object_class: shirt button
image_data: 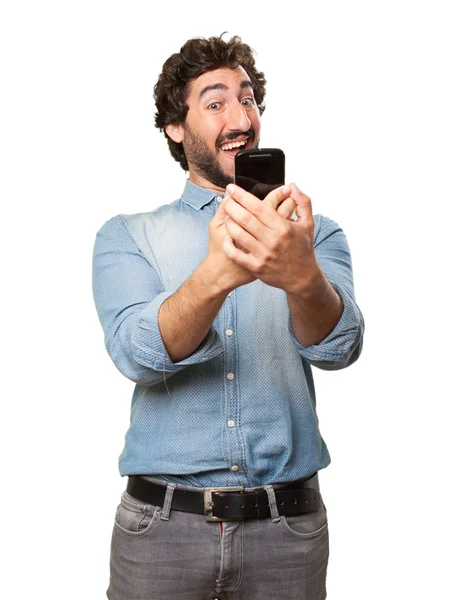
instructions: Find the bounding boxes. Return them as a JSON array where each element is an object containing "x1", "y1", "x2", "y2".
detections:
[
  {"x1": 231, "y1": 465, "x2": 239, "y2": 472},
  {"x1": 227, "y1": 373, "x2": 235, "y2": 380},
  {"x1": 227, "y1": 419, "x2": 235, "y2": 428},
  {"x1": 226, "y1": 329, "x2": 233, "y2": 336},
  {"x1": 217, "y1": 197, "x2": 222, "y2": 203}
]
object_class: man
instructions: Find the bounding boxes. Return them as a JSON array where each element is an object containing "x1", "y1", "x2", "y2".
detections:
[{"x1": 93, "y1": 33, "x2": 364, "y2": 600}]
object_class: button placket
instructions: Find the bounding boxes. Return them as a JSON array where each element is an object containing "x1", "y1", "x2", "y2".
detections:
[{"x1": 221, "y1": 282, "x2": 245, "y2": 483}]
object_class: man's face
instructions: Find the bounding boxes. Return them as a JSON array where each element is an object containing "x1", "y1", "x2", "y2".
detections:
[{"x1": 174, "y1": 66, "x2": 261, "y2": 191}]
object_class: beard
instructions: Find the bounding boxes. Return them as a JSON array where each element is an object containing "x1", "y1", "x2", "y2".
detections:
[{"x1": 182, "y1": 122, "x2": 257, "y2": 189}]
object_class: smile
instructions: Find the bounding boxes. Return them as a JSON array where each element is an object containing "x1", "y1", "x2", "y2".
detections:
[{"x1": 221, "y1": 139, "x2": 248, "y2": 151}]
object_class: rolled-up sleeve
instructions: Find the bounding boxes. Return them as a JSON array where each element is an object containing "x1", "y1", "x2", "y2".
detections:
[
  {"x1": 288, "y1": 215, "x2": 365, "y2": 370},
  {"x1": 92, "y1": 215, "x2": 223, "y2": 385}
]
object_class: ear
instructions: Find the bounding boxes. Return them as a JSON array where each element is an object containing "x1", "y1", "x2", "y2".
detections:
[{"x1": 165, "y1": 123, "x2": 184, "y2": 144}]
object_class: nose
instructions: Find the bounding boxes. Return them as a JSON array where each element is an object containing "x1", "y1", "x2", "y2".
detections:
[{"x1": 227, "y1": 99, "x2": 251, "y2": 132}]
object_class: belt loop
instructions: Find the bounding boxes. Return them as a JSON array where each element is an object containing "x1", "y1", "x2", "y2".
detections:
[
  {"x1": 160, "y1": 483, "x2": 176, "y2": 521},
  {"x1": 263, "y1": 485, "x2": 281, "y2": 523}
]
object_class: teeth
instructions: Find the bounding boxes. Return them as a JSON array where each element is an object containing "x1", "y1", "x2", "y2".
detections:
[{"x1": 221, "y1": 139, "x2": 247, "y2": 151}]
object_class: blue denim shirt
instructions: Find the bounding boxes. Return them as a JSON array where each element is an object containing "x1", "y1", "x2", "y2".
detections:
[{"x1": 92, "y1": 179, "x2": 364, "y2": 487}]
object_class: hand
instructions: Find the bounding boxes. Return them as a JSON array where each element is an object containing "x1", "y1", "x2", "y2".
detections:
[
  {"x1": 206, "y1": 194, "x2": 257, "y2": 292},
  {"x1": 229, "y1": 184, "x2": 297, "y2": 253},
  {"x1": 206, "y1": 185, "x2": 295, "y2": 292},
  {"x1": 222, "y1": 183, "x2": 319, "y2": 294}
]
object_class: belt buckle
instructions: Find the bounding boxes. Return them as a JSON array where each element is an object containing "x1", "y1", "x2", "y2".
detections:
[{"x1": 204, "y1": 486, "x2": 244, "y2": 522}]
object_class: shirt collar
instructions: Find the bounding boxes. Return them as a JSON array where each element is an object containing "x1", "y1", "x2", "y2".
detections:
[{"x1": 180, "y1": 179, "x2": 225, "y2": 211}]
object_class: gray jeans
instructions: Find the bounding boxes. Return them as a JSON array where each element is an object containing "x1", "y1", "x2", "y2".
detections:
[{"x1": 107, "y1": 474, "x2": 328, "y2": 599}]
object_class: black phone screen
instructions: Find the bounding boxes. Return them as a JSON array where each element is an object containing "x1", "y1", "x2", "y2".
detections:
[{"x1": 234, "y1": 148, "x2": 285, "y2": 200}]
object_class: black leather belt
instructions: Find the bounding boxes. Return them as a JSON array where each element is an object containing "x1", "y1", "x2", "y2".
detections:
[{"x1": 127, "y1": 473, "x2": 321, "y2": 521}]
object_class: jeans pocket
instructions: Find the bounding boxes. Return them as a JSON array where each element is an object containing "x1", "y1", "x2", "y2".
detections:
[
  {"x1": 114, "y1": 491, "x2": 161, "y2": 537},
  {"x1": 281, "y1": 498, "x2": 328, "y2": 539}
]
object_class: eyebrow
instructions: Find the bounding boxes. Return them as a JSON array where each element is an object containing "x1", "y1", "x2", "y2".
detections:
[{"x1": 198, "y1": 80, "x2": 254, "y2": 100}]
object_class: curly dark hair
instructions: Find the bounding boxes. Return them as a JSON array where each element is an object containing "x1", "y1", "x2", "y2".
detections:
[{"x1": 153, "y1": 33, "x2": 267, "y2": 171}]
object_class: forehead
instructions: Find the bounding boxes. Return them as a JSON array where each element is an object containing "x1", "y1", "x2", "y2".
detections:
[{"x1": 187, "y1": 66, "x2": 252, "y2": 103}]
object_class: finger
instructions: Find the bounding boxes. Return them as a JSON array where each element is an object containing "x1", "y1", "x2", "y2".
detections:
[
  {"x1": 288, "y1": 183, "x2": 314, "y2": 224},
  {"x1": 225, "y1": 216, "x2": 250, "y2": 253},
  {"x1": 223, "y1": 192, "x2": 266, "y2": 240},
  {"x1": 225, "y1": 216, "x2": 264, "y2": 256},
  {"x1": 276, "y1": 197, "x2": 296, "y2": 220},
  {"x1": 263, "y1": 184, "x2": 292, "y2": 210},
  {"x1": 225, "y1": 183, "x2": 289, "y2": 232},
  {"x1": 222, "y1": 234, "x2": 259, "y2": 272}
]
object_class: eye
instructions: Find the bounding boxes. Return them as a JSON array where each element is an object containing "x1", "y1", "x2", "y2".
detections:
[
  {"x1": 241, "y1": 98, "x2": 255, "y2": 107},
  {"x1": 207, "y1": 102, "x2": 221, "y2": 110}
]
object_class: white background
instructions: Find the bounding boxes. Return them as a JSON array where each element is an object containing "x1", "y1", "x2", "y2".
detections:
[{"x1": 1, "y1": 1, "x2": 449, "y2": 598}]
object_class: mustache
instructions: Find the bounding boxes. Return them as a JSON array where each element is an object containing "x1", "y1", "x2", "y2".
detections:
[{"x1": 217, "y1": 129, "x2": 255, "y2": 146}]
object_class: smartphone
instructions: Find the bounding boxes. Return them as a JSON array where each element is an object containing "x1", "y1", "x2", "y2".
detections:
[{"x1": 234, "y1": 148, "x2": 285, "y2": 200}]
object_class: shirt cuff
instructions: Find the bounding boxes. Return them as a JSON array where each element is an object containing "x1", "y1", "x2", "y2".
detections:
[
  {"x1": 288, "y1": 282, "x2": 363, "y2": 365},
  {"x1": 131, "y1": 291, "x2": 224, "y2": 372}
]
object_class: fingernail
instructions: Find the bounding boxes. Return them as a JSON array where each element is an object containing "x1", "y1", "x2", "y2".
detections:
[{"x1": 226, "y1": 184, "x2": 235, "y2": 194}]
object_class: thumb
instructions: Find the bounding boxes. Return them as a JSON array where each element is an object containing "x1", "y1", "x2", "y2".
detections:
[
  {"x1": 213, "y1": 195, "x2": 229, "y2": 224},
  {"x1": 263, "y1": 184, "x2": 291, "y2": 210},
  {"x1": 289, "y1": 184, "x2": 313, "y2": 223}
]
